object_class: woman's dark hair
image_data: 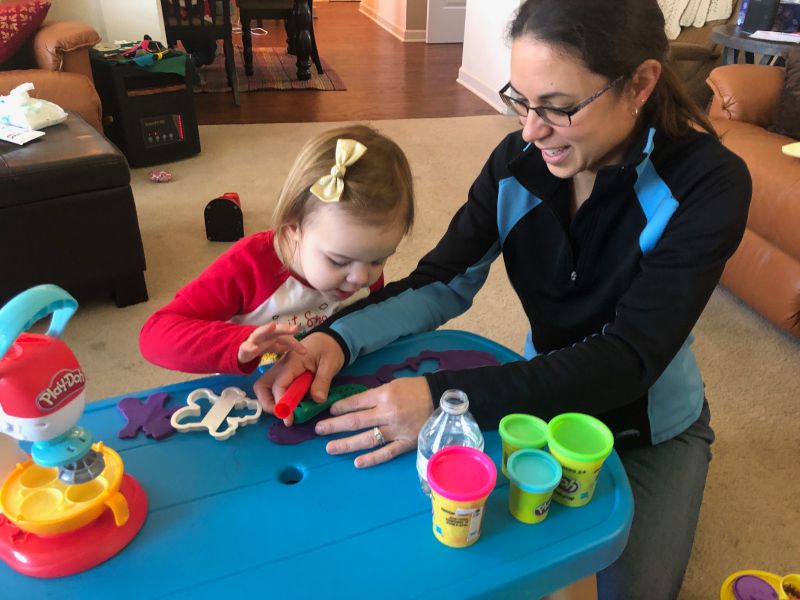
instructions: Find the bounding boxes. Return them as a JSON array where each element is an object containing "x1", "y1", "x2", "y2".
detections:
[{"x1": 508, "y1": 0, "x2": 716, "y2": 138}]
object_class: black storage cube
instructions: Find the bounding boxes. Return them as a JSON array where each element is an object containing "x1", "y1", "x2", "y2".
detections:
[{"x1": 91, "y1": 52, "x2": 201, "y2": 167}]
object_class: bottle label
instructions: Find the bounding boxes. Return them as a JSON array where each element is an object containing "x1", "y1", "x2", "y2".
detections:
[{"x1": 416, "y1": 452, "x2": 429, "y2": 481}]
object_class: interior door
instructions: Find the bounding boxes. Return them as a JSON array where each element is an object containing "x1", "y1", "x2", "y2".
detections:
[{"x1": 426, "y1": 0, "x2": 466, "y2": 43}]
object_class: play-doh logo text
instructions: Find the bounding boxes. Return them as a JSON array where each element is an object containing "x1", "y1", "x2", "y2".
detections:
[{"x1": 36, "y1": 369, "x2": 85, "y2": 411}]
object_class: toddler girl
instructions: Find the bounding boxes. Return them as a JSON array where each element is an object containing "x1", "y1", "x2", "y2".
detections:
[{"x1": 139, "y1": 125, "x2": 415, "y2": 375}]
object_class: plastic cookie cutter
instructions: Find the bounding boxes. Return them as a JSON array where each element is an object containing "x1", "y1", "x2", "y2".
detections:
[
  {"x1": 720, "y1": 570, "x2": 800, "y2": 600},
  {"x1": 170, "y1": 387, "x2": 262, "y2": 441}
]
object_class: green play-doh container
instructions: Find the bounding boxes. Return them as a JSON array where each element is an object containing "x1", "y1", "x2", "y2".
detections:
[
  {"x1": 546, "y1": 413, "x2": 614, "y2": 508},
  {"x1": 498, "y1": 413, "x2": 548, "y2": 478},
  {"x1": 506, "y1": 449, "x2": 562, "y2": 524}
]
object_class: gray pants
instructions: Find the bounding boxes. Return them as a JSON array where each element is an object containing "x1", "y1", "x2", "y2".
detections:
[{"x1": 596, "y1": 401, "x2": 714, "y2": 600}]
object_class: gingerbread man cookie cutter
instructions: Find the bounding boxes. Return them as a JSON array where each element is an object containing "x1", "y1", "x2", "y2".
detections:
[{"x1": 170, "y1": 387, "x2": 262, "y2": 441}]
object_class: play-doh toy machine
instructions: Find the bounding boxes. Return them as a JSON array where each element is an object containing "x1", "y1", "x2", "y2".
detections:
[{"x1": 0, "y1": 285, "x2": 147, "y2": 578}]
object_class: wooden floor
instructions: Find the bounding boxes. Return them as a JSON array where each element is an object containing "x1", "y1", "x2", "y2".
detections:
[{"x1": 194, "y1": 2, "x2": 497, "y2": 125}]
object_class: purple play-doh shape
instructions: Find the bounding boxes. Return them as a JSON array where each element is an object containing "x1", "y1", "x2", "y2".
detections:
[
  {"x1": 335, "y1": 349, "x2": 500, "y2": 388},
  {"x1": 268, "y1": 410, "x2": 330, "y2": 445},
  {"x1": 118, "y1": 392, "x2": 179, "y2": 440},
  {"x1": 732, "y1": 575, "x2": 779, "y2": 600}
]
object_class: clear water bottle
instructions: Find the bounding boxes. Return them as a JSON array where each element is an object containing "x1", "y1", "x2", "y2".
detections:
[{"x1": 417, "y1": 389, "x2": 484, "y2": 496}]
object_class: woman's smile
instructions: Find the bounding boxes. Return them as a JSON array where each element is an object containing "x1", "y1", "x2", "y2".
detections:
[{"x1": 539, "y1": 145, "x2": 571, "y2": 165}]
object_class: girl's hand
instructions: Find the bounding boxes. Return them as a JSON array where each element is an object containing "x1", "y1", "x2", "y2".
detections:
[
  {"x1": 313, "y1": 377, "x2": 434, "y2": 468},
  {"x1": 253, "y1": 332, "x2": 345, "y2": 426},
  {"x1": 237, "y1": 322, "x2": 305, "y2": 365}
]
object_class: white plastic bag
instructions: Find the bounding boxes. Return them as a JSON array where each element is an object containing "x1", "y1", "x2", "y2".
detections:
[{"x1": 0, "y1": 83, "x2": 68, "y2": 131}]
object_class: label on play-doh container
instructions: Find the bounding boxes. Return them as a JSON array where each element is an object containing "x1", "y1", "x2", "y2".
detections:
[
  {"x1": 427, "y1": 446, "x2": 497, "y2": 548},
  {"x1": 499, "y1": 413, "x2": 548, "y2": 478},
  {"x1": 546, "y1": 413, "x2": 613, "y2": 508}
]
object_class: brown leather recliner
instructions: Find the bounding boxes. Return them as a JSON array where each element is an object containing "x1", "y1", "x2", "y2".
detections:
[
  {"x1": 706, "y1": 64, "x2": 800, "y2": 337},
  {"x1": 0, "y1": 10, "x2": 102, "y2": 131}
]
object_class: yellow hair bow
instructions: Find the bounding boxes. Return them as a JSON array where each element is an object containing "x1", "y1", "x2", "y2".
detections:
[{"x1": 309, "y1": 138, "x2": 368, "y2": 202}]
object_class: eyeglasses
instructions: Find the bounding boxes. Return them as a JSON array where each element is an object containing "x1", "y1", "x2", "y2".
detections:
[{"x1": 498, "y1": 75, "x2": 625, "y2": 127}]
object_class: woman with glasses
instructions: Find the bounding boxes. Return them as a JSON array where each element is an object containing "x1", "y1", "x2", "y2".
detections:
[{"x1": 255, "y1": 0, "x2": 750, "y2": 597}]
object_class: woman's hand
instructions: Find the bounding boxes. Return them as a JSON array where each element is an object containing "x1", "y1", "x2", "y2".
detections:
[
  {"x1": 252, "y1": 332, "x2": 345, "y2": 426},
  {"x1": 314, "y1": 377, "x2": 434, "y2": 469},
  {"x1": 237, "y1": 322, "x2": 305, "y2": 365}
]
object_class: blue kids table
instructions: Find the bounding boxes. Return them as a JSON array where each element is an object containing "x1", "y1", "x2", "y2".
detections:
[{"x1": 0, "y1": 330, "x2": 633, "y2": 599}]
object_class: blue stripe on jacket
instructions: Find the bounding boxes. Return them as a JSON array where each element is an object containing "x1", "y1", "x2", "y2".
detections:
[{"x1": 330, "y1": 244, "x2": 500, "y2": 364}]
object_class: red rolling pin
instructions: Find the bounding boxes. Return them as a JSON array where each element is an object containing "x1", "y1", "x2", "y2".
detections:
[{"x1": 273, "y1": 370, "x2": 313, "y2": 420}]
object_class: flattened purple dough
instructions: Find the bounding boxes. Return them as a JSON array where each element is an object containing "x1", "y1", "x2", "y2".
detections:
[{"x1": 268, "y1": 410, "x2": 331, "y2": 445}]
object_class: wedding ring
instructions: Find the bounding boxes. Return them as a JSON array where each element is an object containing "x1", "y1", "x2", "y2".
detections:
[{"x1": 372, "y1": 426, "x2": 386, "y2": 447}]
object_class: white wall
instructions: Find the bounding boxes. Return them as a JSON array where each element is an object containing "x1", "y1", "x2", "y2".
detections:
[
  {"x1": 49, "y1": 0, "x2": 166, "y2": 44},
  {"x1": 360, "y1": 0, "x2": 426, "y2": 42},
  {"x1": 457, "y1": 0, "x2": 521, "y2": 113}
]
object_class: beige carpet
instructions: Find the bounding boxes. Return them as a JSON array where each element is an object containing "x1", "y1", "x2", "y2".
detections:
[{"x1": 62, "y1": 116, "x2": 798, "y2": 599}]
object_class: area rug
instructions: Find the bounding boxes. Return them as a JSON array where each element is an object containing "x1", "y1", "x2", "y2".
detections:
[{"x1": 195, "y1": 45, "x2": 346, "y2": 93}]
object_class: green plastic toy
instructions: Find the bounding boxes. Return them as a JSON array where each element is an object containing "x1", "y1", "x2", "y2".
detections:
[{"x1": 292, "y1": 384, "x2": 368, "y2": 424}]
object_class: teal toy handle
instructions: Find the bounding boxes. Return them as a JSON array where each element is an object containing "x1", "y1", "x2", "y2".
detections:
[{"x1": 0, "y1": 284, "x2": 78, "y2": 359}]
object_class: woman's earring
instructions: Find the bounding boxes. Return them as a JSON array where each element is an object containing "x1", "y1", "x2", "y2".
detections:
[{"x1": 631, "y1": 105, "x2": 640, "y2": 117}]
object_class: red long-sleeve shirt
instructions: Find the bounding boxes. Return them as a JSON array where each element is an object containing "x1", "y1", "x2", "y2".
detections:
[{"x1": 139, "y1": 231, "x2": 382, "y2": 375}]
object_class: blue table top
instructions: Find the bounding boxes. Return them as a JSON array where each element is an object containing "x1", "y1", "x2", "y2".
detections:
[{"x1": 1, "y1": 330, "x2": 633, "y2": 599}]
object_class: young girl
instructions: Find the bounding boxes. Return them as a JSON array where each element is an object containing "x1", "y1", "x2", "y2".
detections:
[{"x1": 139, "y1": 124, "x2": 415, "y2": 376}]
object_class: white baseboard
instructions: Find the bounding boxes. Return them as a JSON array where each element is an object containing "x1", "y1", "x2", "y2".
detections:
[
  {"x1": 359, "y1": 4, "x2": 426, "y2": 43},
  {"x1": 457, "y1": 66, "x2": 506, "y2": 113}
]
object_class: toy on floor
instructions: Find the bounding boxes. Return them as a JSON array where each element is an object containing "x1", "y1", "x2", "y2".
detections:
[
  {"x1": 117, "y1": 392, "x2": 178, "y2": 440},
  {"x1": 0, "y1": 285, "x2": 147, "y2": 578},
  {"x1": 171, "y1": 386, "x2": 261, "y2": 440},
  {"x1": 205, "y1": 192, "x2": 244, "y2": 242},
  {"x1": 721, "y1": 570, "x2": 800, "y2": 600}
]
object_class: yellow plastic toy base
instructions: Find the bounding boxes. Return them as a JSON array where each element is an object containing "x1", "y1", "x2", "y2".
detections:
[
  {"x1": 0, "y1": 442, "x2": 128, "y2": 536},
  {"x1": 720, "y1": 570, "x2": 800, "y2": 600},
  {"x1": 782, "y1": 142, "x2": 800, "y2": 158}
]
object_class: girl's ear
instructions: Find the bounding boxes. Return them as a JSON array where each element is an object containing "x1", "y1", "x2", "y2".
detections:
[{"x1": 283, "y1": 222, "x2": 301, "y2": 242}]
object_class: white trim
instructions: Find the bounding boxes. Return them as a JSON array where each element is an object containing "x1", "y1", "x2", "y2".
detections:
[
  {"x1": 359, "y1": 4, "x2": 426, "y2": 42},
  {"x1": 457, "y1": 66, "x2": 507, "y2": 114},
  {"x1": 404, "y1": 29, "x2": 427, "y2": 42}
]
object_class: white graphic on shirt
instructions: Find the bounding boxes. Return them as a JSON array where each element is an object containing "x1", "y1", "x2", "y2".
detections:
[{"x1": 229, "y1": 276, "x2": 369, "y2": 332}]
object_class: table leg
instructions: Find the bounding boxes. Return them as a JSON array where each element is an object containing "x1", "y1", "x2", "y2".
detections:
[
  {"x1": 243, "y1": 15, "x2": 254, "y2": 77},
  {"x1": 293, "y1": 0, "x2": 312, "y2": 80},
  {"x1": 540, "y1": 574, "x2": 598, "y2": 600}
]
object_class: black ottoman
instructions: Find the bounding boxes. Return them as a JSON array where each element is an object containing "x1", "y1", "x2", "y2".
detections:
[{"x1": 0, "y1": 113, "x2": 148, "y2": 307}]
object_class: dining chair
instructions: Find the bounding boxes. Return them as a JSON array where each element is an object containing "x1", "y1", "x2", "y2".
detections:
[
  {"x1": 159, "y1": 0, "x2": 240, "y2": 105},
  {"x1": 236, "y1": 0, "x2": 323, "y2": 81}
]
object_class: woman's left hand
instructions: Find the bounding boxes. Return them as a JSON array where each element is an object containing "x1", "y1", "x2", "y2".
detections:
[{"x1": 314, "y1": 376, "x2": 434, "y2": 468}]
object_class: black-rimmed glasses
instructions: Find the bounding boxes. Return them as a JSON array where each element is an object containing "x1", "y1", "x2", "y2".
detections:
[{"x1": 498, "y1": 75, "x2": 625, "y2": 127}]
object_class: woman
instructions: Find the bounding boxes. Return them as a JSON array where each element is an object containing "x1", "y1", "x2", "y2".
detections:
[{"x1": 254, "y1": 0, "x2": 750, "y2": 597}]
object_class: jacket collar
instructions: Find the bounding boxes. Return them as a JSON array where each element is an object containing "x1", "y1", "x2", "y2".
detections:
[{"x1": 507, "y1": 118, "x2": 658, "y2": 202}]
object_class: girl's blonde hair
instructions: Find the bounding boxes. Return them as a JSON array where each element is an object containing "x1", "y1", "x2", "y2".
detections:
[{"x1": 272, "y1": 125, "x2": 415, "y2": 241}]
